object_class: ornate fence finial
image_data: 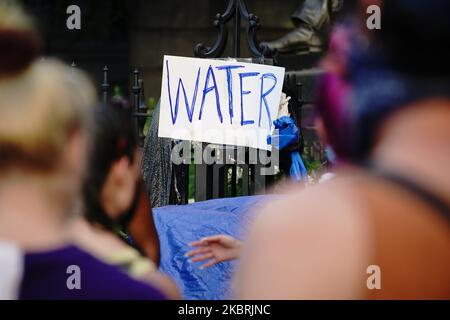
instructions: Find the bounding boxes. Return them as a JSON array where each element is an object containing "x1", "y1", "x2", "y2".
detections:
[
  {"x1": 194, "y1": 0, "x2": 275, "y2": 59},
  {"x1": 131, "y1": 68, "x2": 141, "y2": 138}
]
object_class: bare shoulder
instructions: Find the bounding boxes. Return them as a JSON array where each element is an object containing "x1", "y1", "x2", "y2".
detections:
[
  {"x1": 254, "y1": 175, "x2": 372, "y2": 235},
  {"x1": 236, "y1": 175, "x2": 374, "y2": 299},
  {"x1": 144, "y1": 272, "x2": 181, "y2": 300},
  {"x1": 68, "y1": 217, "x2": 127, "y2": 254}
]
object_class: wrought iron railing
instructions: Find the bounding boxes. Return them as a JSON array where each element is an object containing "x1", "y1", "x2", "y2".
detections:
[{"x1": 72, "y1": 0, "x2": 326, "y2": 205}]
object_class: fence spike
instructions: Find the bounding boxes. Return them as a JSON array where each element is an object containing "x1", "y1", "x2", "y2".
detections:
[{"x1": 102, "y1": 65, "x2": 110, "y2": 103}]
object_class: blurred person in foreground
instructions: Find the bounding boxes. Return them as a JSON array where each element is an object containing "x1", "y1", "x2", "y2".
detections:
[
  {"x1": 185, "y1": 22, "x2": 354, "y2": 268},
  {"x1": 234, "y1": 0, "x2": 450, "y2": 299},
  {"x1": 68, "y1": 101, "x2": 179, "y2": 299},
  {"x1": 0, "y1": 1, "x2": 166, "y2": 299}
]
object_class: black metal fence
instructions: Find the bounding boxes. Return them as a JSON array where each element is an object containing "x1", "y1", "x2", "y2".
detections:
[
  {"x1": 74, "y1": 61, "x2": 325, "y2": 205},
  {"x1": 74, "y1": 0, "x2": 327, "y2": 205}
]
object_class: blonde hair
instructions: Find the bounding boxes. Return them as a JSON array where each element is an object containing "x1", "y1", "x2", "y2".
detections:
[
  {"x1": 0, "y1": 1, "x2": 96, "y2": 172},
  {"x1": 0, "y1": 59, "x2": 97, "y2": 171}
]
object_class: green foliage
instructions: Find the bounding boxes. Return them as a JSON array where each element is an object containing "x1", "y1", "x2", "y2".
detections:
[
  {"x1": 304, "y1": 158, "x2": 324, "y2": 173},
  {"x1": 188, "y1": 164, "x2": 196, "y2": 201},
  {"x1": 112, "y1": 85, "x2": 122, "y2": 97}
]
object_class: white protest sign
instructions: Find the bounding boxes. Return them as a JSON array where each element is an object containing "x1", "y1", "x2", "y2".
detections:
[{"x1": 158, "y1": 55, "x2": 285, "y2": 150}]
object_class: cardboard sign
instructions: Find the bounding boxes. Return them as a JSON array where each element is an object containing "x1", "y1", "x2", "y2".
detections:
[{"x1": 158, "y1": 55, "x2": 285, "y2": 150}]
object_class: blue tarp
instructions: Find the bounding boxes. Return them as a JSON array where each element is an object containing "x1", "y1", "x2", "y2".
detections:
[{"x1": 153, "y1": 196, "x2": 271, "y2": 300}]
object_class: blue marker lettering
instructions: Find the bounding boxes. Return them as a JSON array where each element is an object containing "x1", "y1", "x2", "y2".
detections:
[
  {"x1": 216, "y1": 65, "x2": 244, "y2": 124},
  {"x1": 259, "y1": 73, "x2": 277, "y2": 128},
  {"x1": 239, "y1": 72, "x2": 260, "y2": 126},
  {"x1": 198, "y1": 65, "x2": 223, "y2": 123},
  {"x1": 165, "y1": 60, "x2": 200, "y2": 124}
]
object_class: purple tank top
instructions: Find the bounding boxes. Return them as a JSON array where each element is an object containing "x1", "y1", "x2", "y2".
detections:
[{"x1": 19, "y1": 245, "x2": 167, "y2": 300}]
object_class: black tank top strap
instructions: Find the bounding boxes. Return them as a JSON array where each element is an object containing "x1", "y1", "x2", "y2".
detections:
[{"x1": 361, "y1": 161, "x2": 450, "y2": 224}]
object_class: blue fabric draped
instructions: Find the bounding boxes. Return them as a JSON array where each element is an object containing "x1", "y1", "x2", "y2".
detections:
[{"x1": 267, "y1": 116, "x2": 308, "y2": 181}]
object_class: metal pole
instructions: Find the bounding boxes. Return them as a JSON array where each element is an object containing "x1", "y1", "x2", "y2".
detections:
[
  {"x1": 233, "y1": 0, "x2": 241, "y2": 58},
  {"x1": 102, "y1": 66, "x2": 110, "y2": 104},
  {"x1": 131, "y1": 68, "x2": 140, "y2": 138}
]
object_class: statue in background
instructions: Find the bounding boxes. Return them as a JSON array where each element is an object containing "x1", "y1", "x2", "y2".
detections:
[{"x1": 261, "y1": 0, "x2": 344, "y2": 54}]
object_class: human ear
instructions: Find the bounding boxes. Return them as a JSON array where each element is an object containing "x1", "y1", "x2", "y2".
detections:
[{"x1": 63, "y1": 130, "x2": 87, "y2": 179}]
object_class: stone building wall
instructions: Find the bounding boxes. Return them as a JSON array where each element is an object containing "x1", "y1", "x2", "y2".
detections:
[
  {"x1": 129, "y1": 0, "x2": 300, "y2": 99},
  {"x1": 22, "y1": 0, "x2": 303, "y2": 99}
]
